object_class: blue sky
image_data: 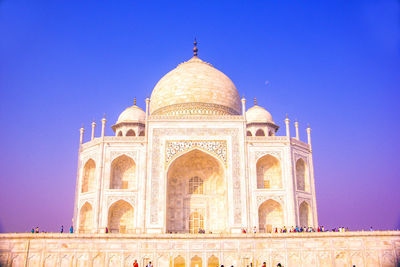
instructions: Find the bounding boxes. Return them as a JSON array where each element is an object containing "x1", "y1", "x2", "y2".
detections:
[{"x1": 0, "y1": 0, "x2": 399, "y2": 232}]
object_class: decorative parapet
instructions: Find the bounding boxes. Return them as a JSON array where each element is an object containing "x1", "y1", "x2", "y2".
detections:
[
  {"x1": 149, "y1": 115, "x2": 244, "y2": 121},
  {"x1": 165, "y1": 140, "x2": 227, "y2": 167},
  {"x1": 80, "y1": 137, "x2": 146, "y2": 150}
]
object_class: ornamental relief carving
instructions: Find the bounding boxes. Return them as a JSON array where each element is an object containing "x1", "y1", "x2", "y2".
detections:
[
  {"x1": 297, "y1": 197, "x2": 311, "y2": 208},
  {"x1": 165, "y1": 140, "x2": 227, "y2": 168},
  {"x1": 110, "y1": 151, "x2": 137, "y2": 162},
  {"x1": 107, "y1": 195, "x2": 136, "y2": 209},
  {"x1": 256, "y1": 195, "x2": 284, "y2": 207},
  {"x1": 79, "y1": 199, "x2": 94, "y2": 209},
  {"x1": 294, "y1": 152, "x2": 308, "y2": 163},
  {"x1": 255, "y1": 151, "x2": 282, "y2": 162}
]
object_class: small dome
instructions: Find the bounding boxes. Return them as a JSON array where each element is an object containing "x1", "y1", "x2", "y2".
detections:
[
  {"x1": 116, "y1": 105, "x2": 146, "y2": 124},
  {"x1": 246, "y1": 105, "x2": 274, "y2": 124},
  {"x1": 150, "y1": 56, "x2": 241, "y2": 115}
]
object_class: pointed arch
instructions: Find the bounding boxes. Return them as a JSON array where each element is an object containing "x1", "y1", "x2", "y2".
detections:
[
  {"x1": 81, "y1": 159, "x2": 96, "y2": 193},
  {"x1": 190, "y1": 256, "x2": 202, "y2": 267},
  {"x1": 108, "y1": 200, "x2": 134, "y2": 233},
  {"x1": 110, "y1": 155, "x2": 136, "y2": 189},
  {"x1": 126, "y1": 129, "x2": 136, "y2": 136},
  {"x1": 117, "y1": 131, "x2": 123, "y2": 136},
  {"x1": 258, "y1": 199, "x2": 284, "y2": 233},
  {"x1": 246, "y1": 130, "x2": 252, "y2": 136},
  {"x1": 174, "y1": 256, "x2": 185, "y2": 267},
  {"x1": 296, "y1": 158, "x2": 309, "y2": 191},
  {"x1": 79, "y1": 202, "x2": 93, "y2": 233},
  {"x1": 299, "y1": 201, "x2": 312, "y2": 227},
  {"x1": 256, "y1": 154, "x2": 282, "y2": 189},
  {"x1": 139, "y1": 131, "x2": 145, "y2": 136},
  {"x1": 255, "y1": 129, "x2": 265, "y2": 136},
  {"x1": 166, "y1": 149, "x2": 226, "y2": 233},
  {"x1": 207, "y1": 255, "x2": 219, "y2": 267}
]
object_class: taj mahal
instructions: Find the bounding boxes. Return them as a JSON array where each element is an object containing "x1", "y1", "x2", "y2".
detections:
[
  {"x1": 74, "y1": 41, "x2": 317, "y2": 236},
  {"x1": 0, "y1": 42, "x2": 399, "y2": 267}
]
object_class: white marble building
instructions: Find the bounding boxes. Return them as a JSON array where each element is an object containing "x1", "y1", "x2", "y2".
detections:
[{"x1": 73, "y1": 43, "x2": 318, "y2": 235}]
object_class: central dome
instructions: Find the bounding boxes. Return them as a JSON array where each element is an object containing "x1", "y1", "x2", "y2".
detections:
[{"x1": 150, "y1": 56, "x2": 241, "y2": 115}]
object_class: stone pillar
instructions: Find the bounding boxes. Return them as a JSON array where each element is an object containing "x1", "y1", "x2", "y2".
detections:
[
  {"x1": 295, "y1": 121, "x2": 299, "y2": 140},
  {"x1": 101, "y1": 116, "x2": 106, "y2": 138},
  {"x1": 307, "y1": 124, "x2": 312, "y2": 151},
  {"x1": 145, "y1": 97, "x2": 150, "y2": 118},
  {"x1": 91, "y1": 121, "x2": 96, "y2": 141},
  {"x1": 285, "y1": 115, "x2": 290, "y2": 137},
  {"x1": 241, "y1": 97, "x2": 246, "y2": 120},
  {"x1": 79, "y1": 126, "x2": 84, "y2": 144}
]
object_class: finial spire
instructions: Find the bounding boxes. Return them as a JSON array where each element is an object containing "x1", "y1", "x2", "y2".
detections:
[
  {"x1": 193, "y1": 38, "x2": 198, "y2": 57},
  {"x1": 254, "y1": 97, "x2": 257, "y2": 105},
  {"x1": 134, "y1": 97, "x2": 137, "y2": 106}
]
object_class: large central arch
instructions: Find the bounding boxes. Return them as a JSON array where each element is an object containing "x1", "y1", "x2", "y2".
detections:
[{"x1": 166, "y1": 149, "x2": 227, "y2": 233}]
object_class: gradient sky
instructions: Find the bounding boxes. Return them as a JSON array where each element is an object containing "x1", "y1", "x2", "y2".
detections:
[{"x1": 0, "y1": 0, "x2": 399, "y2": 233}]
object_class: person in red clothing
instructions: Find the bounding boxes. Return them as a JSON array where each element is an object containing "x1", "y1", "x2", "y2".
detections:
[{"x1": 133, "y1": 259, "x2": 138, "y2": 267}]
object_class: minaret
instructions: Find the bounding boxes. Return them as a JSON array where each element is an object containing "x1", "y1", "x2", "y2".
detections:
[
  {"x1": 285, "y1": 114, "x2": 290, "y2": 137},
  {"x1": 101, "y1": 115, "x2": 106, "y2": 138},
  {"x1": 241, "y1": 96, "x2": 246, "y2": 119},
  {"x1": 79, "y1": 125, "x2": 85, "y2": 144},
  {"x1": 295, "y1": 120, "x2": 299, "y2": 140},
  {"x1": 91, "y1": 121, "x2": 96, "y2": 141},
  {"x1": 307, "y1": 124, "x2": 312, "y2": 151}
]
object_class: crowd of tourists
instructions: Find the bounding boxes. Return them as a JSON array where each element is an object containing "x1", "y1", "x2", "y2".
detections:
[{"x1": 240, "y1": 225, "x2": 371, "y2": 233}]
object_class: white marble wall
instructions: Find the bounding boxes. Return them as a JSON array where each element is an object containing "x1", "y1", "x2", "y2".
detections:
[{"x1": 0, "y1": 232, "x2": 399, "y2": 267}]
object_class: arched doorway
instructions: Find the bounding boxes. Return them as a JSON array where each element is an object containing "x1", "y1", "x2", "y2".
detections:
[
  {"x1": 166, "y1": 149, "x2": 226, "y2": 233},
  {"x1": 258, "y1": 199, "x2": 284, "y2": 233},
  {"x1": 256, "y1": 155, "x2": 282, "y2": 189},
  {"x1": 79, "y1": 202, "x2": 93, "y2": 233},
  {"x1": 81, "y1": 159, "x2": 96, "y2": 193},
  {"x1": 110, "y1": 155, "x2": 136, "y2": 189},
  {"x1": 108, "y1": 200, "x2": 134, "y2": 233},
  {"x1": 299, "y1": 201, "x2": 312, "y2": 227}
]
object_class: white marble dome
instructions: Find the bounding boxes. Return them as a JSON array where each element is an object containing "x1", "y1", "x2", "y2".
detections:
[
  {"x1": 116, "y1": 104, "x2": 145, "y2": 124},
  {"x1": 150, "y1": 56, "x2": 242, "y2": 115},
  {"x1": 246, "y1": 105, "x2": 274, "y2": 124}
]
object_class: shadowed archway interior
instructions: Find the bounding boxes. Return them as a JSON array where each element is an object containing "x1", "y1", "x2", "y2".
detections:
[{"x1": 166, "y1": 149, "x2": 226, "y2": 233}]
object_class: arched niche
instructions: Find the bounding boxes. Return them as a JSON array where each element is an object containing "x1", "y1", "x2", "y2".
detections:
[
  {"x1": 79, "y1": 202, "x2": 93, "y2": 233},
  {"x1": 174, "y1": 256, "x2": 185, "y2": 267},
  {"x1": 207, "y1": 255, "x2": 219, "y2": 267},
  {"x1": 255, "y1": 129, "x2": 265, "y2": 136},
  {"x1": 246, "y1": 130, "x2": 252, "y2": 136},
  {"x1": 258, "y1": 199, "x2": 284, "y2": 233},
  {"x1": 256, "y1": 155, "x2": 282, "y2": 189},
  {"x1": 117, "y1": 131, "x2": 123, "y2": 136},
  {"x1": 139, "y1": 131, "x2": 145, "y2": 136},
  {"x1": 126, "y1": 129, "x2": 136, "y2": 136},
  {"x1": 296, "y1": 158, "x2": 309, "y2": 192},
  {"x1": 110, "y1": 155, "x2": 136, "y2": 189},
  {"x1": 299, "y1": 201, "x2": 312, "y2": 227},
  {"x1": 108, "y1": 200, "x2": 134, "y2": 233},
  {"x1": 166, "y1": 149, "x2": 226, "y2": 234},
  {"x1": 190, "y1": 256, "x2": 202, "y2": 267},
  {"x1": 81, "y1": 159, "x2": 96, "y2": 193}
]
